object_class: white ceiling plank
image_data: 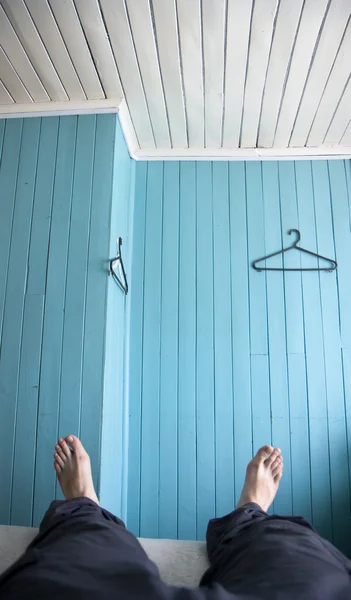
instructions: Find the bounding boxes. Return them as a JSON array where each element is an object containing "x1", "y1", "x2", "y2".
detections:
[
  {"x1": 176, "y1": 0, "x2": 204, "y2": 148},
  {"x1": 98, "y1": 0, "x2": 154, "y2": 148},
  {"x1": 340, "y1": 118, "x2": 351, "y2": 145},
  {"x1": 0, "y1": 4, "x2": 49, "y2": 101},
  {"x1": 240, "y1": 0, "x2": 279, "y2": 148},
  {"x1": 124, "y1": 0, "x2": 170, "y2": 148},
  {"x1": 307, "y1": 19, "x2": 351, "y2": 146},
  {"x1": 151, "y1": 0, "x2": 187, "y2": 148},
  {"x1": 0, "y1": 79, "x2": 14, "y2": 103},
  {"x1": 257, "y1": 0, "x2": 304, "y2": 148},
  {"x1": 73, "y1": 0, "x2": 123, "y2": 99},
  {"x1": 0, "y1": 45, "x2": 33, "y2": 103},
  {"x1": 48, "y1": 0, "x2": 104, "y2": 100},
  {"x1": 1, "y1": 0, "x2": 68, "y2": 101},
  {"x1": 273, "y1": 0, "x2": 330, "y2": 147},
  {"x1": 324, "y1": 77, "x2": 351, "y2": 144},
  {"x1": 290, "y1": 0, "x2": 351, "y2": 147},
  {"x1": 222, "y1": 0, "x2": 253, "y2": 149},
  {"x1": 201, "y1": 0, "x2": 226, "y2": 148},
  {"x1": 24, "y1": 0, "x2": 86, "y2": 101}
]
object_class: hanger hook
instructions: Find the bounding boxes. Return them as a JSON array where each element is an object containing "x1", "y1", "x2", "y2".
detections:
[{"x1": 288, "y1": 228, "x2": 300, "y2": 247}]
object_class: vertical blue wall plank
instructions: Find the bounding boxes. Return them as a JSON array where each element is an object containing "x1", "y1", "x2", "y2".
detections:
[
  {"x1": 10, "y1": 295, "x2": 44, "y2": 525},
  {"x1": 229, "y1": 163, "x2": 252, "y2": 505},
  {"x1": 246, "y1": 163, "x2": 271, "y2": 469},
  {"x1": 33, "y1": 116, "x2": 78, "y2": 524},
  {"x1": 0, "y1": 119, "x2": 40, "y2": 524},
  {"x1": 26, "y1": 118, "x2": 59, "y2": 296},
  {"x1": 278, "y1": 161, "x2": 311, "y2": 519},
  {"x1": 212, "y1": 162, "x2": 234, "y2": 517},
  {"x1": 127, "y1": 162, "x2": 147, "y2": 535},
  {"x1": 329, "y1": 161, "x2": 351, "y2": 350},
  {"x1": 278, "y1": 163, "x2": 304, "y2": 353},
  {"x1": 11, "y1": 117, "x2": 58, "y2": 523},
  {"x1": 159, "y1": 162, "x2": 180, "y2": 538},
  {"x1": 178, "y1": 162, "x2": 197, "y2": 540},
  {"x1": 251, "y1": 355, "x2": 271, "y2": 453},
  {"x1": 139, "y1": 162, "x2": 163, "y2": 537},
  {"x1": 327, "y1": 160, "x2": 351, "y2": 553},
  {"x1": 0, "y1": 120, "x2": 5, "y2": 160},
  {"x1": 295, "y1": 161, "x2": 332, "y2": 541},
  {"x1": 0, "y1": 120, "x2": 22, "y2": 342},
  {"x1": 57, "y1": 116, "x2": 96, "y2": 460},
  {"x1": 246, "y1": 162, "x2": 268, "y2": 356},
  {"x1": 262, "y1": 162, "x2": 292, "y2": 515},
  {"x1": 80, "y1": 114, "x2": 116, "y2": 492},
  {"x1": 287, "y1": 353, "x2": 312, "y2": 520},
  {"x1": 196, "y1": 162, "x2": 215, "y2": 539}
]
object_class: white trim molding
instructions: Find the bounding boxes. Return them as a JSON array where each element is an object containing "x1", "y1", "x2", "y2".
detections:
[
  {"x1": 131, "y1": 146, "x2": 351, "y2": 161},
  {"x1": 0, "y1": 98, "x2": 123, "y2": 119},
  {"x1": 118, "y1": 99, "x2": 139, "y2": 156}
]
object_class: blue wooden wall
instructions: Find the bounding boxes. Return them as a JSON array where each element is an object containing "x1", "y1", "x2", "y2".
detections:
[
  {"x1": 127, "y1": 160, "x2": 351, "y2": 557},
  {"x1": 0, "y1": 113, "x2": 130, "y2": 527}
]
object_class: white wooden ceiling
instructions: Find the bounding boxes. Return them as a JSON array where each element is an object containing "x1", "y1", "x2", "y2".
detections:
[{"x1": 0, "y1": 0, "x2": 350, "y2": 159}]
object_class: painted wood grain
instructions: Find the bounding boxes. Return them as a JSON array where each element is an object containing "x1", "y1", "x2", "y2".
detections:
[
  {"x1": 176, "y1": 0, "x2": 204, "y2": 148},
  {"x1": 2, "y1": 0, "x2": 68, "y2": 101},
  {"x1": 99, "y1": 0, "x2": 154, "y2": 148},
  {"x1": 0, "y1": 118, "x2": 40, "y2": 524},
  {"x1": 24, "y1": 0, "x2": 86, "y2": 101},
  {"x1": 74, "y1": 0, "x2": 123, "y2": 99},
  {"x1": 127, "y1": 157, "x2": 351, "y2": 557},
  {"x1": 0, "y1": 4, "x2": 49, "y2": 102}
]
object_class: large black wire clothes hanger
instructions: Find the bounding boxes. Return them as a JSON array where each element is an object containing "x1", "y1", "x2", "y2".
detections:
[{"x1": 252, "y1": 229, "x2": 337, "y2": 272}]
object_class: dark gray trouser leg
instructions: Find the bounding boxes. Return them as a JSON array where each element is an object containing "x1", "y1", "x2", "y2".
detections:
[
  {"x1": 0, "y1": 498, "x2": 236, "y2": 600},
  {"x1": 201, "y1": 502, "x2": 351, "y2": 600}
]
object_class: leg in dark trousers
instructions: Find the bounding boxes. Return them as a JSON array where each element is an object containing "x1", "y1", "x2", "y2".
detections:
[
  {"x1": 0, "y1": 436, "x2": 235, "y2": 600},
  {"x1": 201, "y1": 503, "x2": 351, "y2": 600},
  {"x1": 0, "y1": 438, "x2": 350, "y2": 600},
  {"x1": 199, "y1": 445, "x2": 351, "y2": 600}
]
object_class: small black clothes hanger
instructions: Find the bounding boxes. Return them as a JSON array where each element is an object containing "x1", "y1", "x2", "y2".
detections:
[
  {"x1": 109, "y1": 237, "x2": 128, "y2": 294},
  {"x1": 252, "y1": 229, "x2": 337, "y2": 272}
]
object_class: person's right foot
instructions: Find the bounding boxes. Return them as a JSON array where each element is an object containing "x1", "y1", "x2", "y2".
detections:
[
  {"x1": 54, "y1": 435, "x2": 99, "y2": 505},
  {"x1": 237, "y1": 445, "x2": 283, "y2": 512}
]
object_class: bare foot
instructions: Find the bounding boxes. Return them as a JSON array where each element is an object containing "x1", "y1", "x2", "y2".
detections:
[
  {"x1": 237, "y1": 445, "x2": 283, "y2": 512},
  {"x1": 53, "y1": 435, "x2": 99, "y2": 505}
]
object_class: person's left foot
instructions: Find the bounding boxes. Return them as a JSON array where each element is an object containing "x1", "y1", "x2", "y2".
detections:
[{"x1": 54, "y1": 435, "x2": 99, "y2": 505}]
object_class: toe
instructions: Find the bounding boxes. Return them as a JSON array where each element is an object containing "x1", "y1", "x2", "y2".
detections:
[
  {"x1": 265, "y1": 448, "x2": 281, "y2": 467},
  {"x1": 65, "y1": 435, "x2": 86, "y2": 457},
  {"x1": 255, "y1": 445, "x2": 274, "y2": 463},
  {"x1": 54, "y1": 461, "x2": 62, "y2": 474},
  {"x1": 271, "y1": 455, "x2": 282, "y2": 470},
  {"x1": 58, "y1": 438, "x2": 71, "y2": 458},
  {"x1": 272, "y1": 463, "x2": 282, "y2": 476},
  {"x1": 54, "y1": 452, "x2": 65, "y2": 469},
  {"x1": 55, "y1": 445, "x2": 66, "y2": 461},
  {"x1": 274, "y1": 469, "x2": 283, "y2": 483}
]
